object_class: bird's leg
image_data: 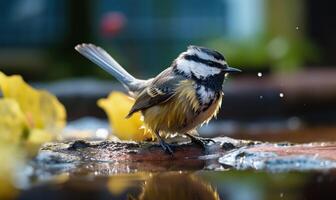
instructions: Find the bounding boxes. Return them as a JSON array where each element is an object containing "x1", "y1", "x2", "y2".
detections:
[
  {"x1": 184, "y1": 133, "x2": 215, "y2": 149},
  {"x1": 155, "y1": 131, "x2": 174, "y2": 155}
]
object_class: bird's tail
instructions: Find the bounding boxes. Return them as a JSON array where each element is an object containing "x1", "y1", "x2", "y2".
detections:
[{"x1": 75, "y1": 43, "x2": 147, "y2": 93}]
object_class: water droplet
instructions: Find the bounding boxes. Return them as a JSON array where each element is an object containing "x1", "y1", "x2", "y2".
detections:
[
  {"x1": 296, "y1": 26, "x2": 299, "y2": 30},
  {"x1": 279, "y1": 93, "x2": 284, "y2": 98},
  {"x1": 257, "y1": 72, "x2": 262, "y2": 77}
]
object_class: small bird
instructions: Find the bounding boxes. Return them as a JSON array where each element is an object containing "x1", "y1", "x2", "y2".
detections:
[{"x1": 75, "y1": 44, "x2": 240, "y2": 154}]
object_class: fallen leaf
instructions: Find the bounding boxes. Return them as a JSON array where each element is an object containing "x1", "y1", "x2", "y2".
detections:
[
  {"x1": 0, "y1": 99, "x2": 28, "y2": 144},
  {"x1": 98, "y1": 92, "x2": 153, "y2": 141},
  {"x1": 0, "y1": 71, "x2": 67, "y2": 198},
  {"x1": 0, "y1": 71, "x2": 66, "y2": 144},
  {"x1": 0, "y1": 143, "x2": 24, "y2": 200}
]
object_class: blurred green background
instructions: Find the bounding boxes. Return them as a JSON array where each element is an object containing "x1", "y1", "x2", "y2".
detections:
[
  {"x1": 0, "y1": 0, "x2": 334, "y2": 81},
  {"x1": 1, "y1": 0, "x2": 336, "y2": 134}
]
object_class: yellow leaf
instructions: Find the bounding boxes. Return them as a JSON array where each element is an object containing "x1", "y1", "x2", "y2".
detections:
[
  {"x1": 0, "y1": 71, "x2": 66, "y2": 144},
  {"x1": 0, "y1": 72, "x2": 41, "y2": 129},
  {"x1": 0, "y1": 143, "x2": 24, "y2": 200},
  {"x1": 0, "y1": 72, "x2": 67, "y2": 198},
  {"x1": 0, "y1": 99, "x2": 28, "y2": 144},
  {"x1": 24, "y1": 129, "x2": 55, "y2": 156},
  {"x1": 37, "y1": 90, "x2": 66, "y2": 133},
  {"x1": 98, "y1": 92, "x2": 153, "y2": 141}
]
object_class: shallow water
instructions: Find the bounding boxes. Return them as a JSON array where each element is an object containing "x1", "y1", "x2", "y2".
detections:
[
  {"x1": 12, "y1": 119, "x2": 336, "y2": 200},
  {"x1": 12, "y1": 139, "x2": 336, "y2": 200},
  {"x1": 17, "y1": 170, "x2": 336, "y2": 200}
]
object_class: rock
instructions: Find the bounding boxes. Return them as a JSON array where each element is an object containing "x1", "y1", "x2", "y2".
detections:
[
  {"x1": 37, "y1": 137, "x2": 247, "y2": 163},
  {"x1": 219, "y1": 142, "x2": 336, "y2": 172},
  {"x1": 34, "y1": 137, "x2": 336, "y2": 176}
]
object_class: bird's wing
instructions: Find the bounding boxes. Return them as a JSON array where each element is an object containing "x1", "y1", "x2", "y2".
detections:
[{"x1": 126, "y1": 68, "x2": 183, "y2": 117}]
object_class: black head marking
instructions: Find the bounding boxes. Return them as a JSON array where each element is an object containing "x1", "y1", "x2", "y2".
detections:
[
  {"x1": 183, "y1": 54, "x2": 224, "y2": 69},
  {"x1": 188, "y1": 45, "x2": 225, "y2": 61},
  {"x1": 197, "y1": 73, "x2": 225, "y2": 92}
]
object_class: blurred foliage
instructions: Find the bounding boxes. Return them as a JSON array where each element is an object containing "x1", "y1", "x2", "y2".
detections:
[
  {"x1": 0, "y1": 71, "x2": 67, "y2": 199},
  {"x1": 0, "y1": 72, "x2": 66, "y2": 144},
  {"x1": 0, "y1": 99, "x2": 28, "y2": 144},
  {"x1": 98, "y1": 92, "x2": 153, "y2": 141},
  {"x1": 0, "y1": 143, "x2": 24, "y2": 200},
  {"x1": 207, "y1": 36, "x2": 319, "y2": 72}
]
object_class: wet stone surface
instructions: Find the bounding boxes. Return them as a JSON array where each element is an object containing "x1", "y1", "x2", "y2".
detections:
[{"x1": 35, "y1": 137, "x2": 336, "y2": 176}]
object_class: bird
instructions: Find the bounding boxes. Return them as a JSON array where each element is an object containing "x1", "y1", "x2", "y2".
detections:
[{"x1": 75, "y1": 44, "x2": 241, "y2": 154}]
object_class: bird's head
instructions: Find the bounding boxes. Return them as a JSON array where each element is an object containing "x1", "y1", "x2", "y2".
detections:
[{"x1": 173, "y1": 45, "x2": 241, "y2": 80}]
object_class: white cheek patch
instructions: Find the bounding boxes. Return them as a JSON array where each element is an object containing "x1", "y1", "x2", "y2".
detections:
[
  {"x1": 176, "y1": 59, "x2": 222, "y2": 79},
  {"x1": 175, "y1": 59, "x2": 192, "y2": 77},
  {"x1": 186, "y1": 48, "x2": 227, "y2": 66},
  {"x1": 197, "y1": 85, "x2": 215, "y2": 104}
]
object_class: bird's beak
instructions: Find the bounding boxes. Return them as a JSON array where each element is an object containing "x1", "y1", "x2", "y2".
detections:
[{"x1": 223, "y1": 66, "x2": 242, "y2": 73}]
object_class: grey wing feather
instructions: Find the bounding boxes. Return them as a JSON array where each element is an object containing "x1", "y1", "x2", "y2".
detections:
[
  {"x1": 75, "y1": 43, "x2": 148, "y2": 92},
  {"x1": 126, "y1": 68, "x2": 184, "y2": 117}
]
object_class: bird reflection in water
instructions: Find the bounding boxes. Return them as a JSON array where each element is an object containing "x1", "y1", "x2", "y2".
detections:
[{"x1": 126, "y1": 172, "x2": 220, "y2": 200}]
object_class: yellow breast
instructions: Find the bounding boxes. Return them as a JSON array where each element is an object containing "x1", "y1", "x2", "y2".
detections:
[{"x1": 142, "y1": 80, "x2": 222, "y2": 136}]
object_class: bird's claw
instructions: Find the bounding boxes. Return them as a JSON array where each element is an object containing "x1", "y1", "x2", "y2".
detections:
[
  {"x1": 186, "y1": 135, "x2": 215, "y2": 149},
  {"x1": 159, "y1": 140, "x2": 174, "y2": 155}
]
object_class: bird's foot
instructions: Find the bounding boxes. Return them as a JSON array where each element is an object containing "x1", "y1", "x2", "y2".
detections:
[
  {"x1": 158, "y1": 139, "x2": 174, "y2": 155},
  {"x1": 185, "y1": 134, "x2": 215, "y2": 149}
]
